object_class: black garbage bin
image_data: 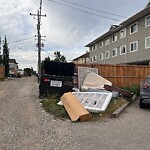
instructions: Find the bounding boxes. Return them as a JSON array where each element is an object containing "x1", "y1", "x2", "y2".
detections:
[{"x1": 39, "y1": 61, "x2": 74, "y2": 98}]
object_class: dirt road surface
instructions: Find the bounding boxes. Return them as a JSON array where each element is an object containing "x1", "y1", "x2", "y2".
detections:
[{"x1": 0, "y1": 77, "x2": 150, "y2": 150}]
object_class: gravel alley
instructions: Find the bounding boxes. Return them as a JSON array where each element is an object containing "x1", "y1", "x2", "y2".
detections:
[{"x1": 0, "y1": 77, "x2": 150, "y2": 150}]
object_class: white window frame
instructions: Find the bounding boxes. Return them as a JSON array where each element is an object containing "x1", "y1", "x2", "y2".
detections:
[
  {"x1": 112, "y1": 48, "x2": 117, "y2": 57},
  {"x1": 130, "y1": 22, "x2": 138, "y2": 34},
  {"x1": 120, "y1": 28, "x2": 126, "y2": 39},
  {"x1": 120, "y1": 45, "x2": 126, "y2": 55},
  {"x1": 99, "y1": 41, "x2": 103, "y2": 48},
  {"x1": 145, "y1": 36, "x2": 150, "y2": 49},
  {"x1": 105, "y1": 51, "x2": 110, "y2": 59},
  {"x1": 112, "y1": 33, "x2": 117, "y2": 43},
  {"x1": 92, "y1": 44, "x2": 97, "y2": 51},
  {"x1": 105, "y1": 37, "x2": 110, "y2": 46},
  {"x1": 130, "y1": 41, "x2": 138, "y2": 52},
  {"x1": 145, "y1": 15, "x2": 150, "y2": 27},
  {"x1": 99, "y1": 53, "x2": 103, "y2": 60}
]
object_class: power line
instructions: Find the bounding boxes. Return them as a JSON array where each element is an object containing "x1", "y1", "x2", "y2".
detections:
[
  {"x1": 13, "y1": 45, "x2": 36, "y2": 50},
  {"x1": 9, "y1": 36, "x2": 35, "y2": 44},
  {"x1": 48, "y1": 0, "x2": 122, "y2": 22},
  {"x1": 48, "y1": 0, "x2": 147, "y2": 27},
  {"x1": 7, "y1": 31, "x2": 36, "y2": 39},
  {"x1": 58, "y1": 0, "x2": 127, "y2": 19},
  {"x1": 10, "y1": 43, "x2": 36, "y2": 49}
]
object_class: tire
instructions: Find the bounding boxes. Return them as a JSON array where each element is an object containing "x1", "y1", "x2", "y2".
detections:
[{"x1": 139, "y1": 100, "x2": 145, "y2": 108}]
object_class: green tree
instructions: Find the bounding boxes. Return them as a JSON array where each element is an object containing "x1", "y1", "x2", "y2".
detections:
[
  {"x1": 53, "y1": 51, "x2": 66, "y2": 62},
  {"x1": 0, "y1": 55, "x2": 2, "y2": 64},
  {"x1": 24, "y1": 68, "x2": 32, "y2": 76},
  {"x1": 3, "y1": 36, "x2": 9, "y2": 77}
]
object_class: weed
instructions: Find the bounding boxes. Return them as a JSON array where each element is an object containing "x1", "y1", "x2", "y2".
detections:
[
  {"x1": 0, "y1": 78, "x2": 4, "y2": 81},
  {"x1": 40, "y1": 95, "x2": 69, "y2": 119},
  {"x1": 41, "y1": 94, "x2": 127, "y2": 121},
  {"x1": 124, "y1": 84, "x2": 140, "y2": 95}
]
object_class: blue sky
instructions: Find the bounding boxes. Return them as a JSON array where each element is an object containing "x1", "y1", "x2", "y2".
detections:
[{"x1": 0, "y1": 0, "x2": 149, "y2": 70}]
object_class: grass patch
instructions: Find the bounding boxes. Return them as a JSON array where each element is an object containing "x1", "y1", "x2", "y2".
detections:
[
  {"x1": 40, "y1": 94, "x2": 127, "y2": 121},
  {"x1": 91, "y1": 97, "x2": 127, "y2": 120},
  {"x1": 0, "y1": 78, "x2": 4, "y2": 81},
  {"x1": 40, "y1": 94, "x2": 69, "y2": 119}
]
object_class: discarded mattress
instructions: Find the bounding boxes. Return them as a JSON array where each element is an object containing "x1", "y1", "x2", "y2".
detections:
[
  {"x1": 81, "y1": 72, "x2": 112, "y2": 91},
  {"x1": 61, "y1": 92, "x2": 91, "y2": 122},
  {"x1": 72, "y1": 92, "x2": 113, "y2": 112},
  {"x1": 77, "y1": 67, "x2": 98, "y2": 89}
]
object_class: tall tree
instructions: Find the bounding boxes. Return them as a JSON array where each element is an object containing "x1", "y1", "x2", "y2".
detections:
[
  {"x1": 3, "y1": 36, "x2": 9, "y2": 77},
  {"x1": 53, "y1": 51, "x2": 66, "y2": 62}
]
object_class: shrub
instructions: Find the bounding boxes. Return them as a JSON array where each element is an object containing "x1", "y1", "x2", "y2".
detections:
[{"x1": 124, "y1": 84, "x2": 140, "y2": 95}]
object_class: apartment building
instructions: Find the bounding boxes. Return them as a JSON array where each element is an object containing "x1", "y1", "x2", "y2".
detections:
[
  {"x1": 72, "y1": 52, "x2": 89, "y2": 64},
  {"x1": 85, "y1": 2, "x2": 150, "y2": 65}
]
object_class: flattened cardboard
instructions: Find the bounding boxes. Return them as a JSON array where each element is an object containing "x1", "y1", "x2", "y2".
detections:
[{"x1": 61, "y1": 92, "x2": 91, "y2": 122}]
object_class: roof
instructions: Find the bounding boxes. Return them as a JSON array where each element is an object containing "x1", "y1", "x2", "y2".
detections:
[
  {"x1": 85, "y1": 3, "x2": 150, "y2": 47},
  {"x1": 9, "y1": 59, "x2": 18, "y2": 64},
  {"x1": 73, "y1": 52, "x2": 89, "y2": 61}
]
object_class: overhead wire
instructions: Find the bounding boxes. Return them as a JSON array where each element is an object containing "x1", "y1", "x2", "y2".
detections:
[
  {"x1": 48, "y1": 0, "x2": 147, "y2": 27},
  {"x1": 58, "y1": 0, "x2": 128, "y2": 19},
  {"x1": 7, "y1": 31, "x2": 36, "y2": 39},
  {"x1": 48, "y1": 0, "x2": 122, "y2": 22},
  {"x1": 9, "y1": 36, "x2": 35, "y2": 44}
]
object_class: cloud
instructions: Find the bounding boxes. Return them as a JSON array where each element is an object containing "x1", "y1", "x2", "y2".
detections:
[{"x1": 0, "y1": 0, "x2": 148, "y2": 71}]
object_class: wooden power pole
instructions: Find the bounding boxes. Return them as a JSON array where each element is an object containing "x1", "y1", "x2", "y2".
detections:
[{"x1": 30, "y1": 0, "x2": 46, "y2": 78}]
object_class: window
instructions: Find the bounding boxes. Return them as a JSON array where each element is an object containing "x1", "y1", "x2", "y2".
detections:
[
  {"x1": 105, "y1": 38, "x2": 110, "y2": 46},
  {"x1": 90, "y1": 57, "x2": 93, "y2": 62},
  {"x1": 99, "y1": 53, "x2": 103, "y2": 60},
  {"x1": 93, "y1": 55, "x2": 97, "y2": 62},
  {"x1": 145, "y1": 36, "x2": 150, "y2": 49},
  {"x1": 99, "y1": 41, "x2": 103, "y2": 48},
  {"x1": 112, "y1": 48, "x2": 117, "y2": 57},
  {"x1": 145, "y1": 15, "x2": 150, "y2": 27},
  {"x1": 120, "y1": 45, "x2": 126, "y2": 55},
  {"x1": 92, "y1": 44, "x2": 97, "y2": 51},
  {"x1": 120, "y1": 28, "x2": 126, "y2": 39},
  {"x1": 105, "y1": 51, "x2": 110, "y2": 59},
  {"x1": 112, "y1": 34, "x2": 117, "y2": 42},
  {"x1": 130, "y1": 41, "x2": 138, "y2": 52},
  {"x1": 90, "y1": 47, "x2": 92, "y2": 52},
  {"x1": 130, "y1": 22, "x2": 138, "y2": 34}
]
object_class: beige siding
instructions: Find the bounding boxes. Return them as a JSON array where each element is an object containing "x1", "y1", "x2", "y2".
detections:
[{"x1": 89, "y1": 13, "x2": 150, "y2": 65}]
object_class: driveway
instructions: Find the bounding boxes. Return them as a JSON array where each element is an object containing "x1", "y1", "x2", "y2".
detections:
[{"x1": 0, "y1": 77, "x2": 150, "y2": 150}]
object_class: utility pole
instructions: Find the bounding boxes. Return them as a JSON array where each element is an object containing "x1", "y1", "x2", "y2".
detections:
[
  {"x1": 30, "y1": 0, "x2": 46, "y2": 78},
  {"x1": 0, "y1": 36, "x2": 1, "y2": 55}
]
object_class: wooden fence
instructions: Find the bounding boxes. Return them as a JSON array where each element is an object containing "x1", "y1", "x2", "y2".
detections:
[
  {"x1": 0, "y1": 66, "x2": 5, "y2": 78},
  {"x1": 75, "y1": 64, "x2": 150, "y2": 88}
]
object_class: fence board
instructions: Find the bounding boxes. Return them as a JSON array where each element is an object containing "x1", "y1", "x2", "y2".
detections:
[
  {"x1": 75, "y1": 64, "x2": 150, "y2": 88},
  {"x1": 0, "y1": 66, "x2": 5, "y2": 78}
]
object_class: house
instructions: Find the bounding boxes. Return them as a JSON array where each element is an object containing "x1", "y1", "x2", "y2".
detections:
[
  {"x1": 17, "y1": 69, "x2": 24, "y2": 76},
  {"x1": 9, "y1": 59, "x2": 18, "y2": 76},
  {"x1": 72, "y1": 52, "x2": 89, "y2": 64},
  {"x1": 85, "y1": 2, "x2": 150, "y2": 65}
]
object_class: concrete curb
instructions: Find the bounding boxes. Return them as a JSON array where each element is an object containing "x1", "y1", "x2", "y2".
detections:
[{"x1": 111, "y1": 101, "x2": 130, "y2": 118}]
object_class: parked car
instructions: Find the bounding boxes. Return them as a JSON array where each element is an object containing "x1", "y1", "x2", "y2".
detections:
[{"x1": 139, "y1": 76, "x2": 150, "y2": 108}]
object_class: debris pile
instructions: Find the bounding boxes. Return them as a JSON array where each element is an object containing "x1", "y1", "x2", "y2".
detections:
[{"x1": 58, "y1": 67, "x2": 134, "y2": 121}]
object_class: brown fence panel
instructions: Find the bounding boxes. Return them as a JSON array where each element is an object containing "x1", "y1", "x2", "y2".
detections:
[
  {"x1": 0, "y1": 66, "x2": 5, "y2": 78},
  {"x1": 75, "y1": 64, "x2": 150, "y2": 88}
]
